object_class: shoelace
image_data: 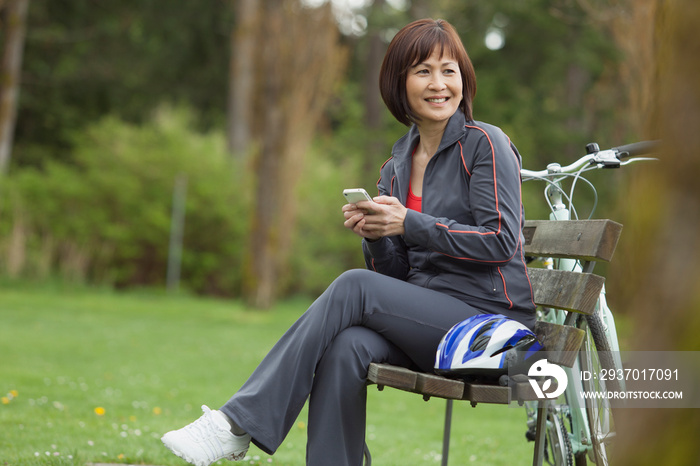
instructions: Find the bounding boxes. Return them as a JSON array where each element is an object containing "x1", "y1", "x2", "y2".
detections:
[
  {"x1": 185, "y1": 407, "x2": 226, "y2": 458},
  {"x1": 188, "y1": 406, "x2": 248, "y2": 461}
]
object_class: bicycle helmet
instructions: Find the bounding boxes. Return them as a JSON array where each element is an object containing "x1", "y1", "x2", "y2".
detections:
[{"x1": 435, "y1": 314, "x2": 543, "y2": 377}]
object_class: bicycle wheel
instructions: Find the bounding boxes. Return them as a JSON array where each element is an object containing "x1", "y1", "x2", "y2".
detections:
[
  {"x1": 579, "y1": 312, "x2": 620, "y2": 466},
  {"x1": 585, "y1": 309, "x2": 623, "y2": 394}
]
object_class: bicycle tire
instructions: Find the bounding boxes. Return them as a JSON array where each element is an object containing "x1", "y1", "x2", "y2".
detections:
[
  {"x1": 579, "y1": 311, "x2": 620, "y2": 466},
  {"x1": 585, "y1": 310, "x2": 623, "y2": 394}
]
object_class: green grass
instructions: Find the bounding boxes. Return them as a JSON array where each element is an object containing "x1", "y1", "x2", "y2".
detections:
[{"x1": 0, "y1": 284, "x2": 534, "y2": 465}]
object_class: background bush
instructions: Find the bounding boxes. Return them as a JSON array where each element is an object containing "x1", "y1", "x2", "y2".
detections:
[
  {"x1": 0, "y1": 106, "x2": 249, "y2": 295},
  {"x1": 0, "y1": 104, "x2": 377, "y2": 296}
]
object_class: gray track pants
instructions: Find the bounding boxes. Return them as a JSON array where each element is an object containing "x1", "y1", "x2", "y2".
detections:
[{"x1": 220, "y1": 269, "x2": 532, "y2": 465}]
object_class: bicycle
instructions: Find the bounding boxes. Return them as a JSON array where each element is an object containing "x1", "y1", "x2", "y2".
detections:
[{"x1": 519, "y1": 141, "x2": 658, "y2": 466}]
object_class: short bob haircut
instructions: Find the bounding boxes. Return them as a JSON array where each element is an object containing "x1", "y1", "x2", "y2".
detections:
[{"x1": 379, "y1": 19, "x2": 476, "y2": 126}]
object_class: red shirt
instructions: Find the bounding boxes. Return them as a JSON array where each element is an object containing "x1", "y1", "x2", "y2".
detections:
[{"x1": 407, "y1": 183, "x2": 422, "y2": 212}]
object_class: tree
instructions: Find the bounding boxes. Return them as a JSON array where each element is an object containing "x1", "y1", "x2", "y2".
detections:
[
  {"x1": 360, "y1": 0, "x2": 387, "y2": 179},
  {"x1": 611, "y1": 0, "x2": 700, "y2": 463},
  {"x1": 0, "y1": 0, "x2": 29, "y2": 175},
  {"x1": 227, "y1": 0, "x2": 257, "y2": 158},
  {"x1": 239, "y1": 1, "x2": 346, "y2": 308}
]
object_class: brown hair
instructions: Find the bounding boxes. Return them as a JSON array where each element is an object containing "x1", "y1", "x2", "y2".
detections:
[{"x1": 379, "y1": 19, "x2": 476, "y2": 126}]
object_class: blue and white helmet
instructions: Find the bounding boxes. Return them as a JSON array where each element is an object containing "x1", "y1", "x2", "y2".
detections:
[{"x1": 435, "y1": 314, "x2": 543, "y2": 377}]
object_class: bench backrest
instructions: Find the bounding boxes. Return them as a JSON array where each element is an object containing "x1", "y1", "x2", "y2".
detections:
[
  {"x1": 523, "y1": 219, "x2": 622, "y2": 367},
  {"x1": 523, "y1": 219, "x2": 622, "y2": 315},
  {"x1": 523, "y1": 219, "x2": 622, "y2": 262}
]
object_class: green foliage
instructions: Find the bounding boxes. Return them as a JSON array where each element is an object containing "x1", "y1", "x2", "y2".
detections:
[
  {"x1": 451, "y1": 0, "x2": 631, "y2": 164},
  {"x1": 15, "y1": 0, "x2": 232, "y2": 167},
  {"x1": 1, "y1": 106, "x2": 248, "y2": 294}
]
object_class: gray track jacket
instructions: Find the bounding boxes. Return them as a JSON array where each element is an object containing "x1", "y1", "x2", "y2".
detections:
[{"x1": 363, "y1": 110, "x2": 536, "y2": 324}]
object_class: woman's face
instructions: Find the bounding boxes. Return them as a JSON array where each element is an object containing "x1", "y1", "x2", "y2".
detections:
[{"x1": 405, "y1": 49, "x2": 463, "y2": 127}]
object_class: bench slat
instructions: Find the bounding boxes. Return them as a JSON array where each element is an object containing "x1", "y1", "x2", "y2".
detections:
[
  {"x1": 523, "y1": 219, "x2": 622, "y2": 262},
  {"x1": 465, "y1": 383, "x2": 511, "y2": 404},
  {"x1": 509, "y1": 374, "x2": 560, "y2": 401},
  {"x1": 528, "y1": 268, "x2": 604, "y2": 315},
  {"x1": 367, "y1": 363, "x2": 418, "y2": 392},
  {"x1": 415, "y1": 372, "x2": 465, "y2": 399},
  {"x1": 534, "y1": 321, "x2": 585, "y2": 367},
  {"x1": 367, "y1": 363, "x2": 547, "y2": 404}
]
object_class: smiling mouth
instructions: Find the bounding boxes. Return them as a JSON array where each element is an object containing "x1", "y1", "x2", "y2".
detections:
[{"x1": 426, "y1": 97, "x2": 448, "y2": 103}]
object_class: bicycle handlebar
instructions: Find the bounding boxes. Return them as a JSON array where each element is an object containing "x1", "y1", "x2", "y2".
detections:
[{"x1": 521, "y1": 140, "x2": 660, "y2": 178}]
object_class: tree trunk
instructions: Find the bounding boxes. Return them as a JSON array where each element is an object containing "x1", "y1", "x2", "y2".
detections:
[
  {"x1": 241, "y1": 0, "x2": 346, "y2": 308},
  {"x1": 0, "y1": 0, "x2": 29, "y2": 175},
  {"x1": 362, "y1": 0, "x2": 387, "y2": 184},
  {"x1": 227, "y1": 0, "x2": 257, "y2": 159},
  {"x1": 610, "y1": 0, "x2": 700, "y2": 463}
]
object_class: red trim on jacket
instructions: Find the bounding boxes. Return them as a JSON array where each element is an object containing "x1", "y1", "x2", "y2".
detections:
[
  {"x1": 434, "y1": 125, "x2": 503, "y2": 240},
  {"x1": 507, "y1": 136, "x2": 536, "y2": 308},
  {"x1": 376, "y1": 156, "x2": 393, "y2": 196},
  {"x1": 465, "y1": 124, "x2": 502, "y2": 234},
  {"x1": 457, "y1": 140, "x2": 472, "y2": 177}
]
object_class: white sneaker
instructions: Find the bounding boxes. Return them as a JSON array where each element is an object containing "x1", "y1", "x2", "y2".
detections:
[{"x1": 161, "y1": 405, "x2": 251, "y2": 465}]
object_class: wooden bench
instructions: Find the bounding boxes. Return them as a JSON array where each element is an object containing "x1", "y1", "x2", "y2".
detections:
[{"x1": 365, "y1": 219, "x2": 623, "y2": 466}]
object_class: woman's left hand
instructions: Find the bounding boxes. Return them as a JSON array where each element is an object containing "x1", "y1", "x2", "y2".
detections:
[{"x1": 359, "y1": 196, "x2": 407, "y2": 237}]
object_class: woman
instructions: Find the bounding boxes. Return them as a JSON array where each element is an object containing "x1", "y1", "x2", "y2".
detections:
[{"x1": 162, "y1": 18, "x2": 535, "y2": 466}]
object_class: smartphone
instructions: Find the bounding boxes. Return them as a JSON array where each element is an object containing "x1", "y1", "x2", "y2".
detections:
[
  {"x1": 343, "y1": 188, "x2": 375, "y2": 215},
  {"x1": 343, "y1": 188, "x2": 373, "y2": 205}
]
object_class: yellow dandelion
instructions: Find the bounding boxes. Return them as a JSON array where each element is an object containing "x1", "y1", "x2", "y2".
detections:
[
  {"x1": 94, "y1": 407, "x2": 106, "y2": 416},
  {"x1": 297, "y1": 421, "x2": 306, "y2": 430},
  {"x1": 129, "y1": 415, "x2": 137, "y2": 422},
  {"x1": 152, "y1": 406, "x2": 162, "y2": 415},
  {"x1": 9, "y1": 390, "x2": 18, "y2": 397},
  {"x1": 118, "y1": 454, "x2": 125, "y2": 460},
  {"x1": 1, "y1": 397, "x2": 9, "y2": 405}
]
